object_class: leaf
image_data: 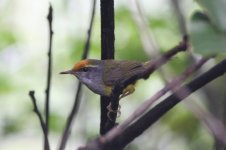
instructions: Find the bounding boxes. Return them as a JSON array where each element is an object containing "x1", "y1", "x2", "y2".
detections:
[
  {"x1": 190, "y1": 12, "x2": 226, "y2": 56},
  {"x1": 196, "y1": 0, "x2": 226, "y2": 31}
]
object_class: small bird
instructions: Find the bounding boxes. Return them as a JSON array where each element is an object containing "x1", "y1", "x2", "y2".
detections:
[
  {"x1": 60, "y1": 59, "x2": 152, "y2": 99},
  {"x1": 60, "y1": 38, "x2": 187, "y2": 119}
]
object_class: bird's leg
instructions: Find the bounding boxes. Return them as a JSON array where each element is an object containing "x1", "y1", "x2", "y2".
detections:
[
  {"x1": 106, "y1": 84, "x2": 135, "y2": 120},
  {"x1": 107, "y1": 103, "x2": 121, "y2": 121}
]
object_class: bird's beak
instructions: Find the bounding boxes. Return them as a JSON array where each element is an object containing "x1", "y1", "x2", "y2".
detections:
[{"x1": 60, "y1": 70, "x2": 73, "y2": 75}]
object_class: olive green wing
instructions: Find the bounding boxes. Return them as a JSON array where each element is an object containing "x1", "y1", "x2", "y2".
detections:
[{"x1": 103, "y1": 60, "x2": 144, "y2": 86}]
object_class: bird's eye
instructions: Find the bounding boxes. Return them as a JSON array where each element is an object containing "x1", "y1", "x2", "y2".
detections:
[{"x1": 81, "y1": 67, "x2": 88, "y2": 72}]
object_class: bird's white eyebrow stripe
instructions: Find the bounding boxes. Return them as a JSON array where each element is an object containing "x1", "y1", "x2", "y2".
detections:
[{"x1": 86, "y1": 65, "x2": 97, "y2": 68}]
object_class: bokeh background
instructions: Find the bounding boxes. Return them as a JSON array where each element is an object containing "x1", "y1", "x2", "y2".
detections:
[{"x1": 0, "y1": 0, "x2": 225, "y2": 149}]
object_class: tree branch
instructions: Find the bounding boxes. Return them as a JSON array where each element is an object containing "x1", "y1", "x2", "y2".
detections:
[
  {"x1": 29, "y1": 91, "x2": 50, "y2": 150},
  {"x1": 58, "y1": 0, "x2": 96, "y2": 150},
  {"x1": 45, "y1": 3, "x2": 53, "y2": 138}
]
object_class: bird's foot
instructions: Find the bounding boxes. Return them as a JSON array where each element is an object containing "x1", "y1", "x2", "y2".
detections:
[
  {"x1": 107, "y1": 103, "x2": 121, "y2": 121},
  {"x1": 119, "y1": 84, "x2": 135, "y2": 99}
]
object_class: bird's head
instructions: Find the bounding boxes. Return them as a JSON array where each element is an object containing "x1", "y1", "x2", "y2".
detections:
[{"x1": 60, "y1": 59, "x2": 103, "y2": 81}]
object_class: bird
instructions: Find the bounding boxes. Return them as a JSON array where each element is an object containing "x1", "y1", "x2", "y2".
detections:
[
  {"x1": 60, "y1": 59, "x2": 155, "y2": 118},
  {"x1": 60, "y1": 59, "x2": 153, "y2": 99},
  {"x1": 60, "y1": 38, "x2": 187, "y2": 120}
]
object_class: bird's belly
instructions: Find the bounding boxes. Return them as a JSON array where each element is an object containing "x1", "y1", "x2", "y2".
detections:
[{"x1": 82, "y1": 78, "x2": 112, "y2": 97}]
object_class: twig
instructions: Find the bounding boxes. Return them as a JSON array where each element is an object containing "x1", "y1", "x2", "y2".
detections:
[
  {"x1": 45, "y1": 3, "x2": 53, "y2": 135},
  {"x1": 144, "y1": 36, "x2": 188, "y2": 75},
  {"x1": 100, "y1": 0, "x2": 116, "y2": 135},
  {"x1": 102, "y1": 57, "x2": 209, "y2": 143},
  {"x1": 58, "y1": 0, "x2": 96, "y2": 150},
  {"x1": 29, "y1": 91, "x2": 50, "y2": 150}
]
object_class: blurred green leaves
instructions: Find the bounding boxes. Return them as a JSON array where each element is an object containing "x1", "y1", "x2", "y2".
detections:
[
  {"x1": 190, "y1": 0, "x2": 226, "y2": 56},
  {"x1": 195, "y1": 0, "x2": 226, "y2": 31},
  {"x1": 162, "y1": 105, "x2": 200, "y2": 140},
  {"x1": 115, "y1": 7, "x2": 148, "y2": 61},
  {"x1": 2, "y1": 117, "x2": 23, "y2": 135},
  {"x1": 0, "y1": 28, "x2": 16, "y2": 51},
  {"x1": 49, "y1": 113, "x2": 65, "y2": 132},
  {"x1": 0, "y1": 74, "x2": 14, "y2": 93}
]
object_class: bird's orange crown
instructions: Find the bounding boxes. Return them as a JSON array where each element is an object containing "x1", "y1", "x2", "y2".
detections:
[{"x1": 72, "y1": 59, "x2": 89, "y2": 71}]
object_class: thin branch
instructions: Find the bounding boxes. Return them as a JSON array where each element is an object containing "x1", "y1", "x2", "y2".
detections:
[
  {"x1": 102, "y1": 57, "x2": 209, "y2": 143},
  {"x1": 58, "y1": 0, "x2": 96, "y2": 150},
  {"x1": 29, "y1": 91, "x2": 50, "y2": 150},
  {"x1": 45, "y1": 3, "x2": 53, "y2": 135}
]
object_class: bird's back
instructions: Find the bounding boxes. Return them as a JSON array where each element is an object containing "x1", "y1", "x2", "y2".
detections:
[{"x1": 102, "y1": 60, "x2": 146, "y2": 86}]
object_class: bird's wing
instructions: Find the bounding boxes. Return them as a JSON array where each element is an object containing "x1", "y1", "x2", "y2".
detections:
[{"x1": 103, "y1": 60, "x2": 144, "y2": 86}]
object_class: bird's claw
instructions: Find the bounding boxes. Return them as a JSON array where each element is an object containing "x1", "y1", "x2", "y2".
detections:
[
  {"x1": 107, "y1": 103, "x2": 121, "y2": 121},
  {"x1": 119, "y1": 91, "x2": 130, "y2": 99}
]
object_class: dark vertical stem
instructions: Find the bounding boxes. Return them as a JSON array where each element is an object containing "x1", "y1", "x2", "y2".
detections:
[
  {"x1": 45, "y1": 4, "x2": 53, "y2": 150},
  {"x1": 100, "y1": 0, "x2": 115, "y2": 59},
  {"x1": 58, "y1": 0, "x2": 96, "y2": 150},
  {"x1": 100, "y1": 0, "x2": 117, "y2": 135}
]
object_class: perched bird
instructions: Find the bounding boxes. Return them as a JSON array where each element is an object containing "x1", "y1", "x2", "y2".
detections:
[
  {"x1": 60, "y1": 59, "x2": 153, "y2": 99},
  {"x1": 60, "y1": 38, "x2": 187, "y2": 120}
]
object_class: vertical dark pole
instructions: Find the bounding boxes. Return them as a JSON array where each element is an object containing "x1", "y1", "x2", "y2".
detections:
[{"x1": 100, "y1": 0, "x2": 116, "y2": 135}]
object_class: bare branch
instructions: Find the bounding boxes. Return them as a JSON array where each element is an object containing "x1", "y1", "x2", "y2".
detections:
[
  {"x1": 45, "y1": 3, "x2": 53, "y2": 138},
  {"x1": 29, "y1": 91, "x2": 50, "y2": 150}
]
